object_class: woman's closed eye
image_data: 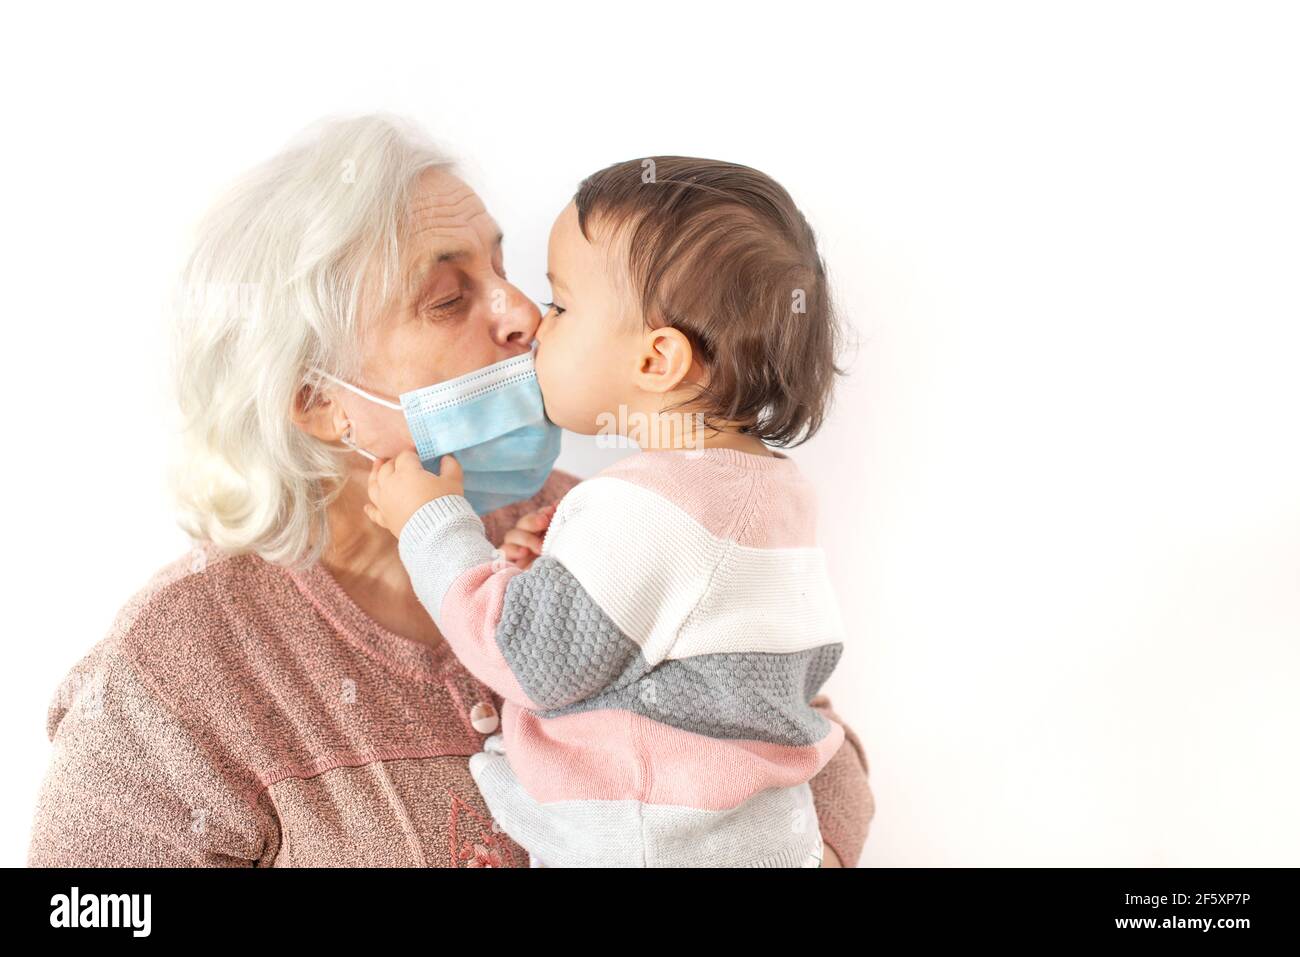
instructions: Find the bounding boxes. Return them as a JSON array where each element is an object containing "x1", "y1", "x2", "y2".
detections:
[
  {"x1": 540, "y1": 300, "x2": 566, "y2": 316},
  {"x1": 422, "y1": 295, "x2": 464, "y2": 319}
]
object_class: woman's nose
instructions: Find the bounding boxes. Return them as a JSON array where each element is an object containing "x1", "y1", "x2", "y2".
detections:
[{"x1": 488, "y1": 280, "x2": 542, "y2": 347}]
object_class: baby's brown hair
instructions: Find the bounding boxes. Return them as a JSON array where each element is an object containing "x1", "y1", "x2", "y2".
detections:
[{"x1": 574, "y1": 156, "x2": 847, "y2": 447}]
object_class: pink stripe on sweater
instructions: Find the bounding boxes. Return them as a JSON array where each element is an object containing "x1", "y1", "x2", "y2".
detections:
[
  {"x1": 440, "y1": 564, "x2": 540, "y2": 710},
  {"x1": 498, "y1": 702, "x2": 844, "y2": 809},
  {"x1": 597, "y1": 449, "x2": 819, "y2": 549}
]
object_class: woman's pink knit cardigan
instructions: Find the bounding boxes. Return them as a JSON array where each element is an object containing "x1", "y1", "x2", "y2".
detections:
[{"x1": 27, "y1": 470, "x2": 875, "y2": 867}]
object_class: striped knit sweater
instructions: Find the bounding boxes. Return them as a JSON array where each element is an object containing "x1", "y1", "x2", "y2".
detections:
[{"x1": 397, "y1": 445, "x2": 847, "y2": 867}]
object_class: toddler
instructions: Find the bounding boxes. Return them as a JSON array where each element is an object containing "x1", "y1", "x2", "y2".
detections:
[{"x1": 367, "y1": 156, "x2": 848, "y2": 867}]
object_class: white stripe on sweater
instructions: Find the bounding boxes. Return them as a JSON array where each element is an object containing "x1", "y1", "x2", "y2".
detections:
[{"x1": 542, "y1": 476, "x2": 845, "y2": 661}]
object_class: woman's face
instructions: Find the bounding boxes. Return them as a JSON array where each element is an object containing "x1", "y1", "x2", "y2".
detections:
[{"x1": 330, "y1": 167, "x2": 543, "y2": 458}]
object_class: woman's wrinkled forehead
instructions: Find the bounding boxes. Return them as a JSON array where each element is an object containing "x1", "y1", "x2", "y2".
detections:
[
  {"x1": 400, "y1": 170, "x2": 504, "y2": 293},
  {"x1": 354, "y1": 167, "x2": 507, "y2": 347},
  {"x1": 408, "y1": 169, "x2": 490, "y2": 236},
  {"x1": 405, "y1": 169, "x2": 500, "y2": 254}
]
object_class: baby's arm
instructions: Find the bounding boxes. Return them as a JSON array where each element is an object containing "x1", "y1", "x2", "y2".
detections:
[{"x1": 368, "y1": 452, "x2": 643, "y2": 710}]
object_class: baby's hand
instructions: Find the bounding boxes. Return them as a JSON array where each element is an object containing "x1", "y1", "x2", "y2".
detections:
[
  {"x1": 365, "y1": 450, "x2": 465, "y2": 536},
  {"x1": 500, "y1": 503, "x2": 557, "y2": 570}
]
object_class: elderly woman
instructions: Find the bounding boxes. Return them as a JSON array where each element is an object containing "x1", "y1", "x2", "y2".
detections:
[{"x1": 27, "y1": 115, "x2": 875, "y2": 867}]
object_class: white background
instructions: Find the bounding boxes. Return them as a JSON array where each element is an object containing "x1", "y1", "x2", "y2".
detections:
[{"x1": 2, "y1": 1, "x2": 1297, "y2": 867}]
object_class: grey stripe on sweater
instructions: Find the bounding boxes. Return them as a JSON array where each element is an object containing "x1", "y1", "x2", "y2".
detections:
[{"x1": 499, "y1": 556, "x2": 843, "y2": 748}]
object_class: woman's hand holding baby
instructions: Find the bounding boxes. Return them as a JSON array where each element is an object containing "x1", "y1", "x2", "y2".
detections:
[{"x1": 365, "y1": 450, "x2": 464, "y2": 535}]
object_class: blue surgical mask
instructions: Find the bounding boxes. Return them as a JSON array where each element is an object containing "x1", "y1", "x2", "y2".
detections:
[{"x1": 313, "y1": 349, "x2": 562, "y2": 516}]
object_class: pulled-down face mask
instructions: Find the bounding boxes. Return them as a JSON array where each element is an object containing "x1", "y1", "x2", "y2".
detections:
[{"x1": 313, "y1": 348, "x2": 562, "y2": 516}]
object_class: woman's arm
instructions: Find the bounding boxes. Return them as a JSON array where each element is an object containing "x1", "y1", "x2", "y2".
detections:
[
  {"x1": 28, "y1": 640, "x2": 276, "y2": 867},
  {"x1": 807, "y1": 693, "x2": 876, "y2": 867}
]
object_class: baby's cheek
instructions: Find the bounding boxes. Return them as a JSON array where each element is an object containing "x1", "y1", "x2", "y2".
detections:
[
  {"x1": 535, "y1": 356, "x2": 559, "y2": 405},
  {"x1": 537, "y1": 358, "x2": 576, "y2": 419},
  {"x1": 540, "y1": 341, "x2": 623, "y2": 433}
]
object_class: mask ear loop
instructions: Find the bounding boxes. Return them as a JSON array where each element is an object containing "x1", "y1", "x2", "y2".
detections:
[
  {"x1": 312, "y1": 369, "x2": 403, "y2": 410},
  {"x1": 339, "y1": 423, "x2": 379, "y2": 462},
  {"x1": 308, "y1": 368, "x2": 400, "y2": 462}
]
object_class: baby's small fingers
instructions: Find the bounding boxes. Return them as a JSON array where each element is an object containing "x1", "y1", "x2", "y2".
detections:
[
  {"x1": 500, "y1": 544, "x2": 534, "y2": 570},
  {"x1": 503, "y1": 528, "x2": 543, "y2": 555},
  {"x1": 514, "y1": 509, "x2": 552, "y2": 533},
  {"x1": 363, "y1": 503, "x2": 386, "y2": 528}
]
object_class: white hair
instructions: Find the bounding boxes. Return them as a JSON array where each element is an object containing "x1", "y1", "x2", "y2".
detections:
[{"x1": 168, "y1": 113, "x2": 456, "y2": 568}]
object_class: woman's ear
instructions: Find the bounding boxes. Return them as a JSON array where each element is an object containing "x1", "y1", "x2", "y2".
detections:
[
  {"x1": 634, "y1": 326, "x2": 698, "y2": 394},
  {"x1": 291, "y1": 382, "x2": 349, "y2": 442}
]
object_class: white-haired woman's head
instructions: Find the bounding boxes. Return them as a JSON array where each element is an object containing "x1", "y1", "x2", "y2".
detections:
[{"x1": 169, "y1": 114, "x2": 455, "y2": 567}]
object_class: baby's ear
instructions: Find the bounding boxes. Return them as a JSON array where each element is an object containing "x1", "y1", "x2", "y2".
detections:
[{"x1": 635, "y1": 327, "x2": 695, "y2": 393}]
